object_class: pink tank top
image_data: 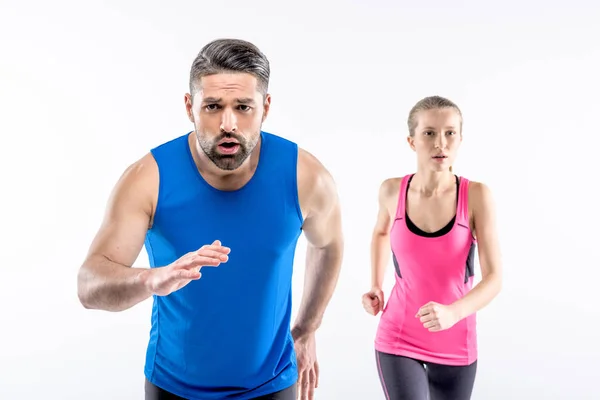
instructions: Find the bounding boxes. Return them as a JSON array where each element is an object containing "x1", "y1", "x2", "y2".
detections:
[{"x1": 374, "y1": 174, "x2": 478, "y2": 366}]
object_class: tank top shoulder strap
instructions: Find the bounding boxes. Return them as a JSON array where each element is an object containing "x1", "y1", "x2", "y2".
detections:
[
  {"x1": 394, "y1": 174, "x2": 413, "y2": 220},
  {"x1": 457, "y1": 176, "x2": 470, "y2": 227}
]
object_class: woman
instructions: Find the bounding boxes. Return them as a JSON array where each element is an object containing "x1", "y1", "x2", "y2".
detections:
[{"x1": 362, "y1": 96, "x2": 502, "y2": 400}]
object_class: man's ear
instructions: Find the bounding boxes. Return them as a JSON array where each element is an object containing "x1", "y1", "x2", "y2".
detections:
[
  {"x1": 261, "y1": 94, "x2": 271, "y2": 122},
  {"x1": 184, "y1": 93, "x2": 194, "y2": 123}
]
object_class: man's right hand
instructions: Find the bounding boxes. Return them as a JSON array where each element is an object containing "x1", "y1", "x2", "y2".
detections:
[
  {"x1": 144, "y1": 240, "x2": 230, "y2": 296},
  {"x1": 362, "y1": 287, "x2": 384, "y2": 316}
]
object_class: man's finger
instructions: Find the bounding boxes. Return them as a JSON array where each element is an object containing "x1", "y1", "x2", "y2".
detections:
[
  {"x1": 308, "y1": 368, "x2": 317, "y2": 399},
  {"x1": 175, "y1": 269, "x2": 201, "y2": 280},
  {"x1": 300, "y1": 369, "x2": 310, "y2": 400},
  {"x1": 314, "y1": 361, "x2": 319, "y2": 388},
  {"x1": 296, "y1": 369, "x2": 303, "y2": 400},
  {"x1": 179, "y1": 256, "x2": 223, "y2": 269},
  {"x1": 200, "y1": 241, "x2": 223, "y2": 249},
  {"x1": 198, "y1": 244, "x2": 231, "y2": 255},
  {"x1": 197, "y1": 249, "x2": 230, "y2": 261}
]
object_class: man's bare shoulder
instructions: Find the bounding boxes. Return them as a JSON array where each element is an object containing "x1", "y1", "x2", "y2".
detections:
[
  {"x1": 108, "y1": 152, "x2": 159, "y2": 223},
  {"x1": 296, "y1": 148, "x2": 338, "y2": 218},
  {"x1": 118, "y1": 152, "x2": 159, "y2": 192},
  {"x1": 297, "y1": 148, "x2": 335, "y2": 191}
]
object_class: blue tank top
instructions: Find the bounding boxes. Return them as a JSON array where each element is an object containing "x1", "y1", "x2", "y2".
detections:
[{"x1": 143, "y1": 131, "x2": 304, "y2": 399}]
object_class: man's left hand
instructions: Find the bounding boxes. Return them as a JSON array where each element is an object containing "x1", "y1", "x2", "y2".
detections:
[{"x1": 293, "y1": 331, "x2": 319, "y2": 400}]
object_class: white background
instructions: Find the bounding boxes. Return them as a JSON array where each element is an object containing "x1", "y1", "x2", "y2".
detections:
[{"x1": 1, "y1": 0, "x2": 599, "y2": 399}]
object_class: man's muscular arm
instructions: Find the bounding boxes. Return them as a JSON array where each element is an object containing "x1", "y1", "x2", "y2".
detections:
[
  {"x1": 78, "y1": 152, "x2": 231, "y2": 312},
  {"x1": 77, "y1": 153, "x2": 157, "y2": 312},
  {"x1": 292, "y1": 148, "x2": 344, "y2": 338}
]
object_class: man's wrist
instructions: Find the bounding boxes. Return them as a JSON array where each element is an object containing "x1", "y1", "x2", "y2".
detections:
[
  {"x1": 291, "y1": 323, "x2": 318, "y2": 341},
  {"x1": 136, "y1": 268, "x2": 155, "y2": 296}
]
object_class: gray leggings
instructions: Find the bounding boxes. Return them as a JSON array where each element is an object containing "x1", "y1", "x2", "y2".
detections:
[{"x1": 376, "y1": 350, "x2": 477, "y2": 400}]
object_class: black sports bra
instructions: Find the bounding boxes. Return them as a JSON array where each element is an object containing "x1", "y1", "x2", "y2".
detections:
[{"x1": 404, "y1": 175, "x2": 459, "y2": 238}]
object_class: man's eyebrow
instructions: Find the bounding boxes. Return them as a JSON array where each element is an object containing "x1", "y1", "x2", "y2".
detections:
[
  {"x1": 202, "y1": 97, "x2": 221, "y2": 103},
  {"x1": 201, "y1": 97, "x2": 256, "y2": 105},
  {"x1": 235, "y1": 98, "x2": 256, "y2": 104}
]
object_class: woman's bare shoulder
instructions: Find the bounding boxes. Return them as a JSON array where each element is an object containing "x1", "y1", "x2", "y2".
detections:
[{"x1": 379, "y1": 176, "x2": 404, "y2": 202}]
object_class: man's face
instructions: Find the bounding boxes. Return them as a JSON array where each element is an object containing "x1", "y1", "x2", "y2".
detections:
[{"x1": 185, "y1": 72, "x2": 270, "y2": 171}]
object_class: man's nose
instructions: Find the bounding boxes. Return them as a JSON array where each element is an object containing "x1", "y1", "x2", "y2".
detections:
[{"x1": 220, "y1": 109, "x2": 237, "y2": 132}]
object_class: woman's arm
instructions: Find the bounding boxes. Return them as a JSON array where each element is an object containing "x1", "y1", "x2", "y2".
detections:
[
  {"x1": 362, "y1": 178, "x2": 400, "y2": 316},
  {"x1": 451, "y1": 181, "x2": 503, "y2": 320},
  {"x1": 370, "y1": 178, "x2": 398, "y2": 290}
]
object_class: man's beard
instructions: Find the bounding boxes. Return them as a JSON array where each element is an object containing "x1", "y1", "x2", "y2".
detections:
[{"x1": 196, "y1": 131, "x2": 258, "y2": 171}]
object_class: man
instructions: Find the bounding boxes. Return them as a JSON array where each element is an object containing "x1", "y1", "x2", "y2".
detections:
[{"x1": 77, "y1": 38, "x2": 343, "y2": 400}]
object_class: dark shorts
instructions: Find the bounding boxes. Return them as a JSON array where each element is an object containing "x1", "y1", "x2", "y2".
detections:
[
  {"x1": 376, "y1": 350, "x2": 477, "y2": 400},
  {"x1": 144, "y1": 379, "x2": 297, "y2": 400}
]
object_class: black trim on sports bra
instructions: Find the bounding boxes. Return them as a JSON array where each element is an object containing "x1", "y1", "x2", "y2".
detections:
[{"x1": 405, "y1": 175, "x2": 459, "y2": 238}]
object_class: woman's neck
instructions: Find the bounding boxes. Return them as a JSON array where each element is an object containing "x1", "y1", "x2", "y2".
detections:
[{"x1": 411, "y1": 169, "x2": 455, "y2": 197}]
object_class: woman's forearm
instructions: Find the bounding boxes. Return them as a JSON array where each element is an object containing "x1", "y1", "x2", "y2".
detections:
[
  {"x1": 452, "y1": 272, "x2": 502, "y2": 320},
  {"x1": 371, "y1": 232, "x2": 391, "y2": 289}
]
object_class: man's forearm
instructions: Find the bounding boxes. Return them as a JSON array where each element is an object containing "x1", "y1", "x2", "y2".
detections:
[
  {"x1": 77, "y1": 255, "x2": 154, "y2": 312},
  {"x1": 292, "y1": 241, "x2": 343, "y2": 338}
]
